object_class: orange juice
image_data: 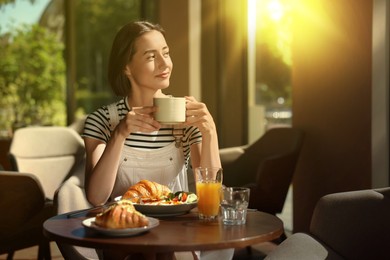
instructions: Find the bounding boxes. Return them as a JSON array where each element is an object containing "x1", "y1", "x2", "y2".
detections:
[{"x1": 196, "y1": 181, "x2": 222, "y2": 218}]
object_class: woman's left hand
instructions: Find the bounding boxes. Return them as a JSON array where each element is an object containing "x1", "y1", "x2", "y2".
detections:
[{"x1": 184, "y1": 96, "x2": 216, "y2": 135}]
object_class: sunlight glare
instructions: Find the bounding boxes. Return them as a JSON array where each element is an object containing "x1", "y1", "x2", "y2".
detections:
[
  {"x1": 268, "y1": 0, "x2": 284, "y2": 21},
  {"x1": 247, "y1": 0, "x2": 257, "y2": 35},
  {"x1": 247, "y1": 0, "x2": 257, "y2": 107}
]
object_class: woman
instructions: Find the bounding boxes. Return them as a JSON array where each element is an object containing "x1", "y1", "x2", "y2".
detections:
[{"x1": 83, "y1": 21, "x2": 232, "y2": 259}]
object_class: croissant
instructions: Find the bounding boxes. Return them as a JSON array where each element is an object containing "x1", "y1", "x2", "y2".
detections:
[
  {"x1": 122, "y1": 180, "x2": 171, "y2": 202},
  {"x1": 94, "y1": 200, "x2": 149, "y2": 229}
]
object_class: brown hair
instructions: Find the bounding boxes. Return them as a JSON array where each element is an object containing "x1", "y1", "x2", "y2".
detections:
[{"x1": 108, "y1": 21, "x2": 165, "y2": 96}]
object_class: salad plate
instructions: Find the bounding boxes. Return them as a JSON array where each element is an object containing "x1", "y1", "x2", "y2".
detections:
[
  {"x1": 133, "y1": 202, "x2": 197, "y2": 217},
  {"x1": 115, "y1": 191, "x2": 198, "y2": 217}
]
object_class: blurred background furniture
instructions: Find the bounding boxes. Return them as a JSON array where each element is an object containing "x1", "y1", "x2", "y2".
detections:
[
  {"x1": 220, "y1": 127, "x2": 304, "y2": 217},
  {"x1": 0, "y1": 171, "x2": 55, "y2": 260},
  {"x1": 68, "y1": 116, "x2": 87, "y2": 135},
  {"x1": 265, "y1": 187, "x2": 390, "y2": 260},
  {"x1": 9, "y1": 126, "x2": 86, "y2": 201},
  {"x1": 6, "y1": 126, "x2": 91, "y2": 259}
]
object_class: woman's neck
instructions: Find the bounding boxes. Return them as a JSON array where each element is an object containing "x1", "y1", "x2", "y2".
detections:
[{"x1": 127, "y1": 89, "x2": 166, "y2": 107}]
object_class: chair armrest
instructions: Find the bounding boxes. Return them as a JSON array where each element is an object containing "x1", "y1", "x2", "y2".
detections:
[
  {"x1": 54, "y1": 176, "x2": 92, "y2": 214},
  {"x1": 219, "y1": 145, "x2": 247, "y2": 167}
]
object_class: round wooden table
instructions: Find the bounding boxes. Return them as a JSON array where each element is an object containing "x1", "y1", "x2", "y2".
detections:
[{"x1": 44, "y1": 210, "x2": 283, "y2": 259}]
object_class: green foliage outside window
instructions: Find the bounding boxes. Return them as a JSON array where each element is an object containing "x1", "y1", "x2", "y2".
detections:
[
  {"x1": 74, "y1": 0, "x2": 157, "y2": 114},
  {"x1": 0, "y1": 24, "x2": 66, "y2": 133},
  {"x1": 0, "y1": 0, "x2": 156, "y2": 134},
  {"x1": 0, "y1": 0, "x2": 35, "y2": 6}
]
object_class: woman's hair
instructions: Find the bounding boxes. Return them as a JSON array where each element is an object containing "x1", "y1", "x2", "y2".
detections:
[{"x1": 108, "y1": 21, "x2": 165, "y2": 96}]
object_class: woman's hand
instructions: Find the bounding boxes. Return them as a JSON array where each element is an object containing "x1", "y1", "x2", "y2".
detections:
[
  {"x1": 184, "y1": 96, "x2": 221, "y2": 169},
  {"x1": 184, "y1": 96, "x2": 217, "y2": 136},
  {"x1": 116, "y1": 106, "x2": 161, "y2": 138}
]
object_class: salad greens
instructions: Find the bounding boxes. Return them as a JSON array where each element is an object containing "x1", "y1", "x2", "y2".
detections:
[{"x1": 166, "y1": 191, "x2": 197, "y2": 203}]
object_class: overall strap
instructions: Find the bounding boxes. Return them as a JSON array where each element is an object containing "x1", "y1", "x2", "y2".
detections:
[
  {"x1": 172, "y1": 126, "x2": 184, "y2": 148},
  {"x1": 107, "y1": 103, "x2": 120, "y2": 132}
]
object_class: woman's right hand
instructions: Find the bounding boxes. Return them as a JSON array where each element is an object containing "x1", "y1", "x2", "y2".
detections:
[{"x1": 116, "y1": 106, "x2": 161, "y2": 138}]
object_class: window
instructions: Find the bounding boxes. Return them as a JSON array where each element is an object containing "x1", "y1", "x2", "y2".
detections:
[
  {"x1": 0, "y1": 0, "x2": 157, "y2": 136},
  {"x1": 0, "y1": 0, "x2": 62, "y2": 136},
  {"x1": 247, "y1": 0, "x2": 293, "y2": 142}
]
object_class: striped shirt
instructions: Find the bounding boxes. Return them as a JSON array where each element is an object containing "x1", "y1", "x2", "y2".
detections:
[{"x1": 82, "y1": 98, "x2": 202, "y2": 161}]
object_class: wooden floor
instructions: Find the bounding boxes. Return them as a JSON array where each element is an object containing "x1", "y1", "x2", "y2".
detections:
[
  {"x1": 0, "y1": 243, "x2": 64, "y2": 260},
  {"x1": 0, "y1": 242, "x2": 278, "y2": 260},
  {"x1": 0, "y1": 189, "x2": 293, "y2": 260}
]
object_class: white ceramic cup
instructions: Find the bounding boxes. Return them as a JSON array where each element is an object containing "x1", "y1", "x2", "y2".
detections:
[{"x1": 153, "y1": 97, "x2": 186, "y2": 124}]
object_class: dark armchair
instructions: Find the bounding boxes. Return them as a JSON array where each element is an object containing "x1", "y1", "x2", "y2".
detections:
[
  {"x1": 265, "y1": 188, "x2": 390, "y2": 259},
  {"x1": 220, "y1": 127, "x2": 304, "y2": 216},
  {"x1": 0, "y1": 171, "x2": 55, "y2": 260}
]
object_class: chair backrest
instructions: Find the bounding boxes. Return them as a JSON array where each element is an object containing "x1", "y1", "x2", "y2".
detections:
[
  {"x1": 252, "y1": 128, "x2": 304, "y2": 214},
  {"x1": 54, "y1": 157, "x2": 92, "y2": 214},
  {"x1": 9, "y1": 126, "x2": 85, "y2": 200},
  {"x1": 310, "y1": 188, "x2": 390, "y2": 259},
  {"x1": 223, "y1": 127, "x2": 304, "y2": 214},
  {"x1": 0, "y1": 171, "x2": 45, "y2": 234}
]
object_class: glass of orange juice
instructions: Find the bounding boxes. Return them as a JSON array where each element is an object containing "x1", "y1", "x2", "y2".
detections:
[{"x1": 195, "y1": 167, "x2": 223, "y2": 220}]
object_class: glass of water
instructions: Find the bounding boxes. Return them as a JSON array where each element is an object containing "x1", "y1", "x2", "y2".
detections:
[{"x1": 221, "y1": 187, "x2": 250, "y2": 225}]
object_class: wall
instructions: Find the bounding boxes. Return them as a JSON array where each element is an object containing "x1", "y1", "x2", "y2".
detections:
[
  {"x1": 292, "y1": 0, "x2": 373, "y2": 232},
  {"x1": 158, "y1": 0, "x2": 190, "y2": 97},
  {"x1": 372, "y1": 0, "x2": 390, "y2": 188},
  {"x1": 201, "y1": 0, "x2": 248, "y2": 148}
]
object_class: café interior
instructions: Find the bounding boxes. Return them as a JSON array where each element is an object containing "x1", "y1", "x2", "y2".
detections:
[{"x1": 0, "y1": 0, "x2": 389, "y2": 259}]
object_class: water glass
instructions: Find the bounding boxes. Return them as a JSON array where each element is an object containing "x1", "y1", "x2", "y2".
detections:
[
  {"x1": 221, "y1": 187, "x2": 250, "y2": 225},
  {"x1": 195, "y1": 167, "x2": 223, "y2": 221}
]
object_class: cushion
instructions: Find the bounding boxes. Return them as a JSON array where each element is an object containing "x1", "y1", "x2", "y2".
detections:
[{"x1": 265, "y1": 233, "x2": 343, "y2": 260}]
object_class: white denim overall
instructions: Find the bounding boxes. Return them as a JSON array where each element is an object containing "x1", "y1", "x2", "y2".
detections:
[
  {"x1": 110, "y1": 142, "x2": 188, "y2": 199},
  {"x1": 107, "y1": 104, "x2": 188, "y2": 200}
]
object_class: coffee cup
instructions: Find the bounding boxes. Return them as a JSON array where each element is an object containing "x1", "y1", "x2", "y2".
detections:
[{"x1": 153, "y1": 96, "x2": 186, "y2": 124}]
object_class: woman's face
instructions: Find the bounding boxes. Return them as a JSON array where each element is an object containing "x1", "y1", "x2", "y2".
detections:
[{"x1": 125, "y1": 30, "x2": 173, "y2": 93}]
